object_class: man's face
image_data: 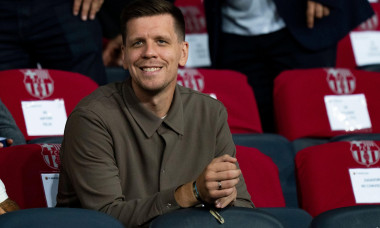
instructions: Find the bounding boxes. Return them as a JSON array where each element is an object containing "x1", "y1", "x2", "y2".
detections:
[{"x1": 122, "y1": 14, "x2": 188, "y2": 95}]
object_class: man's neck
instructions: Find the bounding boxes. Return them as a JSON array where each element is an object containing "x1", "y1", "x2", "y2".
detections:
[{"x1": 132, "y1": 83, "x2": 175, "y2": 118}]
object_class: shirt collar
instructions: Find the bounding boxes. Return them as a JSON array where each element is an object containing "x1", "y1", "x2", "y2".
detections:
[{"x1": 122, "y1": 79, "x2": 184, "y2": 138}]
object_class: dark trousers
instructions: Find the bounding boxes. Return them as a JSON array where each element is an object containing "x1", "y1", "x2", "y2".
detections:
[
  {"x1": 0, "y1": 0, "x2": 107, "y2": 85},
  {"x1": 215, "y1": 28, "x2": 336, "y2": 132}
]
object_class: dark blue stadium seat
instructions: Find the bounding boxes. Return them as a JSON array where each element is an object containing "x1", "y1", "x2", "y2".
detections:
[
  {"x1": 259, "y1": 208, "x2": 312, "y2": 228},
  {"x1": 310, "y1": 205, "x2": 380, "y2": 228},
  {"x1": 0, "y1": 208, "x2": 124, "y2": 228},
  {"x1": 150, "y1": 207, "x2": 284, "y2": 228}
]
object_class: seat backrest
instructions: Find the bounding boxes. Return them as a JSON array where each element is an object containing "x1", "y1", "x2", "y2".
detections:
[
  {"x1": 336, "y1": 2, "x2": 380, "y2": 68},
  {"x1": 274, "y1": 68, "x2": 380, "y2": 140},
  {"x1": 0, "y1": 69, "x2": 98, "y2": 141},
  {"x1": 0, "y1": 208, "x2": 124, "y2": 228},
  {"x1": 236, "y1": 145, "x2": 285, "y2": 207},
  {"x1": 295, "y1": 141, "x2": 380, "y2": 217},
  {"x1": 0, "y1": 144, "x2": 61, "y2": 209},
  {"x1": 259, "y1": 208, "x2": 312, "y2": 228},
  {"x1": 150, "y1": 207, "x2": 284, "y2": 228},
  {"x1": 177, "y1": 68, "x2": 262, "y2": 133},
  {"x1": 175, "y1": 0, "x2": 211, "y2": 68},
  {"x1": 310, "y1": 205, "x2": 380, "y2": 228},
  {"x1": 233, "y1": 134, "x2": 297, "y2": 207}
]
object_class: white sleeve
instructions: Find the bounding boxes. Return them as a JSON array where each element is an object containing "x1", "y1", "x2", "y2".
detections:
[{"x1": 0, "y1": 179, "x2": 8, "y2": 203}]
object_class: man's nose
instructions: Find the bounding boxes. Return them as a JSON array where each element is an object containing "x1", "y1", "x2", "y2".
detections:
[{"x1": 142, "y1": 42, "x2": 157, "y2": 58}]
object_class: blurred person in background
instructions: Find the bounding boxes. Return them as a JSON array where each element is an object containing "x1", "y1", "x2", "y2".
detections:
[{"x1": 204, "y1": 0, "x2": 374, "y2": 132}]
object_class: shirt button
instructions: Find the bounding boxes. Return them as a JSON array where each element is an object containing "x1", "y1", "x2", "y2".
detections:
[{"x1": 161, "y1": 169, "x2": 165, "y2": 173}]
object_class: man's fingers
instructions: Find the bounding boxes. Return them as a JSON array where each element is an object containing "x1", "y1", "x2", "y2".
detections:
[
  {"x1": 209, "y1": 186, "x2": 236, "y2": 199},
  {"x1": 6, "y1": 139, "x2": 13, "y2": 146},
  {"x1": 212, "y1": 154, "x2": 237, "y2": 163},
  {"x1": 307, "y1": 1, "x2": 331, "y2": 28},
  {"x1": 205, "y1": 177, "x2": 240, "y2": 190},
  {"x1": 306, "y1": 1, "x2": 316, "y2": 28},
  {"x1": 73, "y1": 0, "x2": 83, "y2": 16},
  {"x1": 315, "y1": 3, "x2": 324, "y2": 18},
  {"x1": 215, "y1": 188, "x2": 237, "y2": 208},
  {"x1": 323, "y1": 6, "x2": 330, "y2": 17},
  {"x1": 74, "y1": 0, "x2": 104, "y2": 21},
  {"x1": 212, "y1": 161, "x2": 238, "y2": 172},
  {"x1": 89, "y1": 0, "x2": 103, "y2": 20},
  {"x1": 89, "y1": 2, "x2": 98, "y2": 20},
  {"x1": 204, "y1": 168, "x2": 241, "y2": 183},
  {"x1": 80, "y1": 0, "x2": 92, "y2": 21}
]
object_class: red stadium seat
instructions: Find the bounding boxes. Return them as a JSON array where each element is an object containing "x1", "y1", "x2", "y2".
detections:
[
  {"x1": 178, "y1": 68, "x2": 262, "y2": 133},
  {"x1": 336, "y1": 2, "x2": 380, "y2": 68},
  {"x1": 0, "y1": 69, "x2": 98, "y2": 141},
  {"x1": 296, "y1": 141, "x2": 380, "y2": 217},
  {"x1": 236, "y1": 145, "x2": 285, "y2": 207},
  {"x1": 274, "y1": 68, "x2": 380, "y2": 141},
  {"x1": 0, "y1": 144, "x2": 61, "y2": 209},
  {"x1": 175, "y1": 0, "x2": 211, "y2": 68}
]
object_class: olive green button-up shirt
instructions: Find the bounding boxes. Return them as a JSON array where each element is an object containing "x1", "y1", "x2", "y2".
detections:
[{"x1": 57, "y1": 79, "x2": 253, "y2": 227}]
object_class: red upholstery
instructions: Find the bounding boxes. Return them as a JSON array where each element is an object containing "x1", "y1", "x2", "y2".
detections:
[
  {"x1": 236, "y1": 145, "x2": 285, "y2": 207},
  {"x1": 274, "y1": 68, "x2": 380, "y2": 140},
  {"x1": 0, "y1": 144, "x2": 61, "y2": 209},
  {"x1": 336, "y1": 3, "x2": 380, "y2": 68},
  {"x1": 295, "y1": 141, "x2": 380, "y2": 217},
  {"x1": 0, "y1": 69, "x2": 98, "y2": 141},
  {"x1": 178, "y1": 68, "x2": 262, "y2": 133}
]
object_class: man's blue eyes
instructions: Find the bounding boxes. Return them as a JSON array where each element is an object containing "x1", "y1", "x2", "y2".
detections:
[{"x1": 133, "y1": 40, "x2": 167, "y2": 46}]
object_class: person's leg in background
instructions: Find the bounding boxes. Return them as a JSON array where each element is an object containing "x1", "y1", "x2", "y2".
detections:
[
  {"x1": 31, "y1": 0, "x2": 107, "y2": 85},
  {"x1": 0, "y1": 1, "x2": 36, "y2": 71},
  {"x1": 0, "y1": 0, "x2": 107, "y2": 86}
]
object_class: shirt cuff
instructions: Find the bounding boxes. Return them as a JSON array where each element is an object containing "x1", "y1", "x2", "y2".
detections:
[{"x1": 158, "y1": 187, "x2": 180, "y2": 214}]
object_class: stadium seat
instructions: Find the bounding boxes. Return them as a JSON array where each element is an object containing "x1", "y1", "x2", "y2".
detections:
[
  {"x1": 0, "y1": 144, "x2": 61, "y2": 209},
  {"x1": 330, "y1": 133, "x2": 380, "y2": 142},
  {"x1": 295, "y1": 141, "x2": 380, "y2": 217},
  {"x1": 0, "y1": 69, "x2": 98, "y2": 142},
  {"x1": 233, "y1": 134, "x2": 298, "y2": 207},
  {"x1": 236, "y1": 145, "x2": 285, "y2": 207},
  {"x1": 259, "y1": 208, "x2": 312, "y2": 228},
  {"x1": 174, "y1": 0, "x2": 211, "y2": 68},
  {"x1": 336, "y1": 2, "x2": 380, "y2": 69},
  {"x1": 150, "y1": 207, "x2": 284, "y2": 228},
  {"x1": 178, "y1": 68, "x2": 262, "y2": 133},
  {"x1": 0, "y1": 207, "x2": 124, "y2": 228},
  {"x1": 274, "y1": 68, "x2": 380, "y2": 141},
  {"x1": 310, "y1": 205, "x2": 380, "y2": 228}
]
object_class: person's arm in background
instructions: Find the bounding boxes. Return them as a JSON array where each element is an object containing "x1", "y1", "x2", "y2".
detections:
[
  {"x1": 0, "y1": 100, "x2": 26, "y2": 146},
  {"x1": 73, "y1": 0, "x2": 104, "y2": 21},
  {"x1": 0, "y1": 179, "x2": 19, "y2": 214},
  {"x1": 0, "y1": 139, "x2": 13, "y2": 148}
]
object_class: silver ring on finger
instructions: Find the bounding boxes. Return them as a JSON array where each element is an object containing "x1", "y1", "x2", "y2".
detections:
[{"x1": 218, "y1": 181, "x2": 222, "y2": 190}]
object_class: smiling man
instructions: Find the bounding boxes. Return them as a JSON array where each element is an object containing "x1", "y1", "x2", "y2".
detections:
[{"x1": 56, "y1": 0, "x2": 253, "y2": 227}]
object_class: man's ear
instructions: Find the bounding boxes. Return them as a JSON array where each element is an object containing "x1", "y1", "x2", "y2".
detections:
[
  {"x1": 178, "y1": 41, "x2": 189, "y2": 67},
  {"x1": 121, "y1": 45, "x2": 128, "y2": 70}
]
